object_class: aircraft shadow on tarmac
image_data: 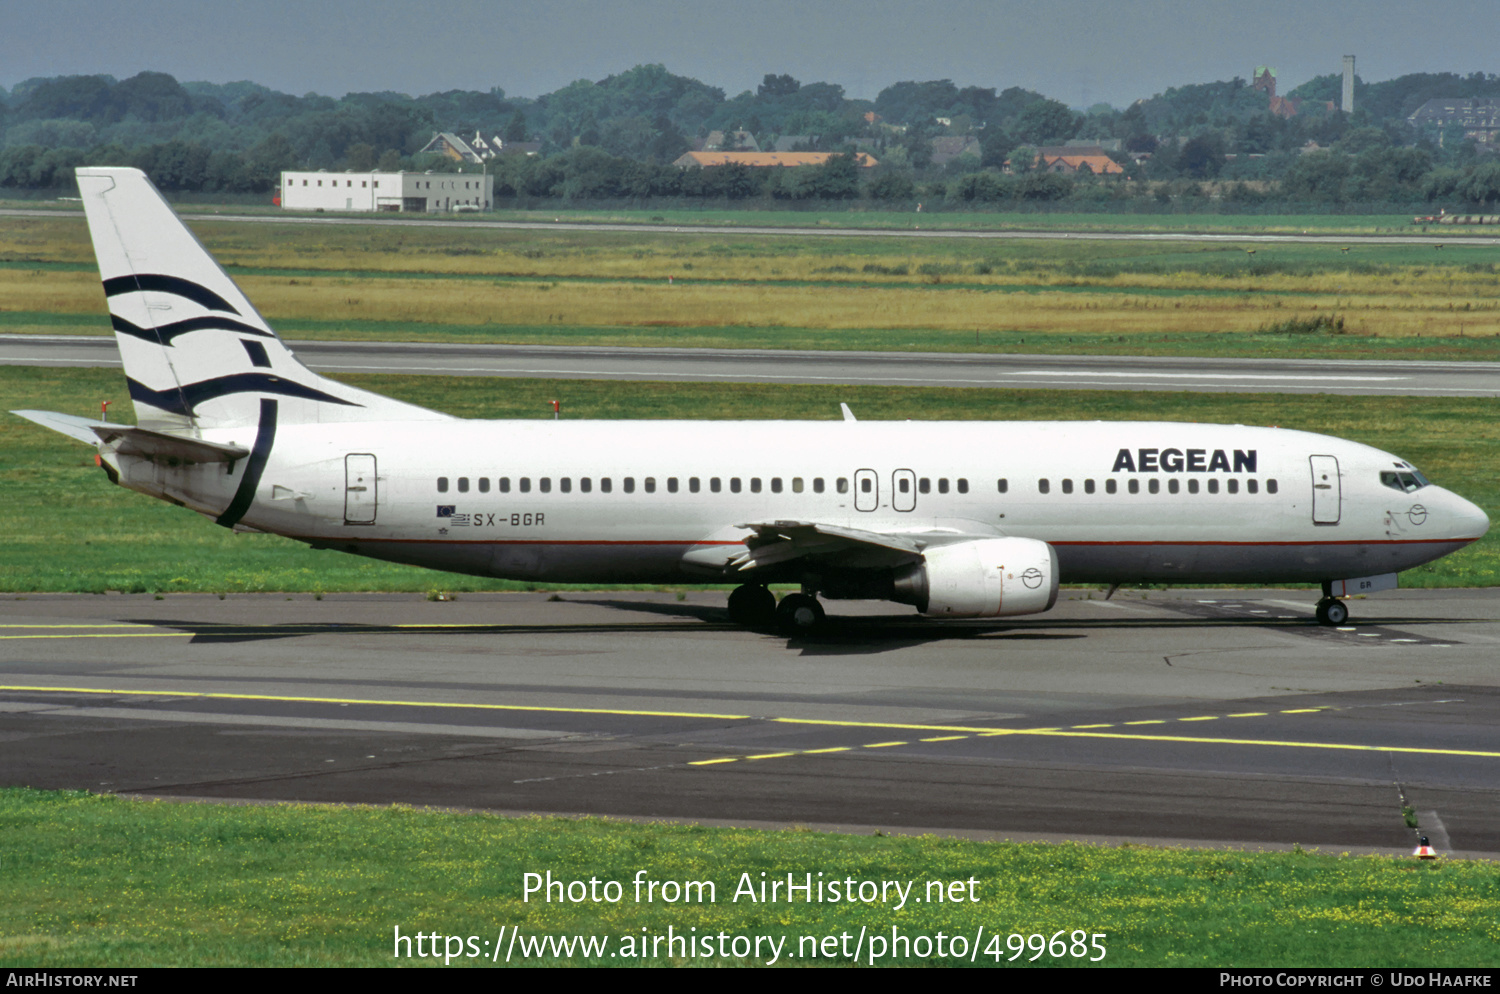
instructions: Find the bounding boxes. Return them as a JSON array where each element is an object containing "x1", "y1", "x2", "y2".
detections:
[{"x1": 122, "y1": 603, "x2": 1453, "y2": 652}]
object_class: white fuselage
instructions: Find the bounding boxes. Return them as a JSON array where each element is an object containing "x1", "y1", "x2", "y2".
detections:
[{"x1": 140, "y1": 418, "x2": 1487, "y2": 590}]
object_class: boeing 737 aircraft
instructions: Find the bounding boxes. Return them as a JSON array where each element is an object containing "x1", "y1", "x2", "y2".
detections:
[{"x1": 13, "y1": 168, "x2": 1491, "y2": 632}]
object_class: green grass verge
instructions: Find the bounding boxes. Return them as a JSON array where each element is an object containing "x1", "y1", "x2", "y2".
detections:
[
  {"x1": 3, "y1": 788, "x2": 1496, "y2": 967},
  {"x1": 2, "y1": 366, "x2": 1496, "y2": 593},
  {"x1": 12, "y1": 311, "x2": 1500, "y2": 362}
]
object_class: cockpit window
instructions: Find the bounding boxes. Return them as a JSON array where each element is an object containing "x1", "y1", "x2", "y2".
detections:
[{"x1": 1380, "y1": 471, "x2": 1428, "y2": 493}]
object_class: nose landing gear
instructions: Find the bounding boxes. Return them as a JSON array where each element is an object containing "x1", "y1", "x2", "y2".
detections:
[{"x1": 1315, "y1": 597, "x2": 1349, "y2": 626}]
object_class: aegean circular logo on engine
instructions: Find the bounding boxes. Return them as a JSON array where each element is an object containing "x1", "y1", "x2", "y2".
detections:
[
  {"x1": 1021, "y1": 566, "x2": 1044, "y2": 589},
  {"x1": 1407, "y1": 504, "x2": 1428, "y2": 526}
]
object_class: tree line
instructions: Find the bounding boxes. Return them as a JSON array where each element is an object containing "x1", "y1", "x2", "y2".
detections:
[{"x1": 2, "y1": 66, "x2": 1499, "y2": 209}]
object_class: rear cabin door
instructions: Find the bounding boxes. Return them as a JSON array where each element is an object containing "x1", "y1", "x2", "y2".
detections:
[
  {"x1": 345, "y1": 453, "x2": 377, "y2": 525},
  {"x1": 1310, "y1": 455, "x2": 1341, "y2": 525}
]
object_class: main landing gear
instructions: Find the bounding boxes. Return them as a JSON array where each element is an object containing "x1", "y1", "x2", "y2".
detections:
[
  {"x1": 727, "y1": 584, "x2": 825, "y2": 633},
  {"x1": 727, "y1": 584, "x2": 776, "y2": 629}
]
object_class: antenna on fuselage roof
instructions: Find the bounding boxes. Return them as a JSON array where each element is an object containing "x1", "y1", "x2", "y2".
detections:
[{"x1": 840, "y1": 403, "x2": 856, "y2": 422}]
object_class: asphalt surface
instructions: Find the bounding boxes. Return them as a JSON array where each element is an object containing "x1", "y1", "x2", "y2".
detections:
[
  {"x1": 4, "y1": 588, "x2": 1499, "y2": 856},
  {"x1": 8, "y1": 334, "x2": 1500, "y2": 397},
  {"x1": 7, "y1": 206, "x2": 1500, "y2": 247}
]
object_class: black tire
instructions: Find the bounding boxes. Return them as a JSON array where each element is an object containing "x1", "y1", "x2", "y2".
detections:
[
  {"x1": 727, "y1": 584, "x2": 776, "y2": 629},
  {"x1": 775, "y1": 593, "x2": 825, "y2": 633},
  {"x1": 1316, "y1": 598, "x2": 1349, "y2": 626}
]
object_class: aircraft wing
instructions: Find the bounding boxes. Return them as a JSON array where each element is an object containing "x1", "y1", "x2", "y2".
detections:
[{"x1": 727, "y1": 519, "x2": 999, "y2": 573}]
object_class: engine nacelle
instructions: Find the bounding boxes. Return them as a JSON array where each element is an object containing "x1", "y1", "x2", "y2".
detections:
[{"x1": 892, "y1": 537, "x2": 1059, "y2": 618}]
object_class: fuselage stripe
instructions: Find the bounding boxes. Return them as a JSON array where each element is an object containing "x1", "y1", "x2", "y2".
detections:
[{"x1": 215, "y1": 399, "x2": 278, "y2": 529}]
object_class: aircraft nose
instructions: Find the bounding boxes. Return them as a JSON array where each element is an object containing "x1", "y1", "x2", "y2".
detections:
[{"x1": 1451, "y1": 491, "x2": 1490, "y2": 539}]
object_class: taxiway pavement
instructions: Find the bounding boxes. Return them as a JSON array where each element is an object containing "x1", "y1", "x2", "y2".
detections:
[
  {"x1": 4, "y1": 588, "x2": 1498, "y2": 855},
  {"x1": 7, "y1": 335, "x2": 1500, "y2": 397}
]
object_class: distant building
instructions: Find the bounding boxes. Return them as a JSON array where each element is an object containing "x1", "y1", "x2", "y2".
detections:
[
  {"x1": 703, "y1": 129, "x2": 761, "y2": 152},
  {"x1": 1006, "y1": 145, "x2": 1124, "y2": 175},
  {"x1": 1408, "y1": 99, "x2": 1500, "y2": 148},
  {"x1": 1254, "y1": 66, "x2": 1302, "y2": 119},
  {"x1": 279, "y1": 170, "x2": 494, "y2": 212},
  {"x1": 421, "y1": 131, "x2": 540, "y2": 162},
  {"x1": 929, "y1": 136, "x2": 980, "y2": 166},
  {"x1": 672, "y1": 151, "x2": 878, "y2": 169}
]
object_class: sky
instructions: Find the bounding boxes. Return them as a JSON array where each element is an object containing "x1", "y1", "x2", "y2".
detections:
[{"x1": 2, "y1": 0, "x2": 1495, "y2": 108}]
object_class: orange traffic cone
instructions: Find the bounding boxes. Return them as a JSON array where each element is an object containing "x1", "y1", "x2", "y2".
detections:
[{"x1": 1413, "y1": 836, "x2": 1438, "y2": 859}]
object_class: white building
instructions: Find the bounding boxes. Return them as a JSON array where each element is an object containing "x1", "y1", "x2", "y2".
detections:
[{"x1": 279, "y1": 170, "x2": 494, "y2": 212}]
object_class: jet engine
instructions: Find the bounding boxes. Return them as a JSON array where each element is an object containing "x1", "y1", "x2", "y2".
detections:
[{"x1": 892, "y1": 537, "x2": 1059, "y2": 618}]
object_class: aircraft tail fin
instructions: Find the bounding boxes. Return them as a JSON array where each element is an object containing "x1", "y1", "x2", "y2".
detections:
[{"x1": 75, "y1": 167, "x2": 450, "y2": 431}]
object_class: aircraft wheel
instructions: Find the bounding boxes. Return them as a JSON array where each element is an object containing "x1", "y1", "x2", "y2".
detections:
[
  {"x1": 1315, "y1": 598, "x2": 1349, "y2": 626},
  {"x1": 727, "y1": 584, "x2": 776, "y2": 629},
  {"x1": 775, "y1": 593, "x2": 825, "y2": 634}
]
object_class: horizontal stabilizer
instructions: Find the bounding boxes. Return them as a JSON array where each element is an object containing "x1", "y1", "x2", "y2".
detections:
[{"x1": 13, "y1": 409, "x2": 249, "y2": 463}]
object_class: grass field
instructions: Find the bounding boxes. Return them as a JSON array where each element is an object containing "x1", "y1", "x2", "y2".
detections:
[
  {"x1": 3, "y1": 366, "x2": 1496, "y2": 593},
  {"x1": 3, "y1": 213, "x2": 1499, "y2": 360},
  {"x1": 3, "y1": 788, "x2": 1496, "y2": 967}
]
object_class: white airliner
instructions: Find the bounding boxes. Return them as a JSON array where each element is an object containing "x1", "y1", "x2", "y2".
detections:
[{"x1": 13, "y1": 168, "x2": 1491, "y2": 631}]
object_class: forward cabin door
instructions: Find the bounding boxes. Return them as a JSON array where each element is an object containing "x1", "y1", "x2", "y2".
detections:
[
  {"x1": 892, "y1": 469, "x2": 916, "y2": 512},
  {"x1": 1310, "y1": 455, "x2": 1341, "y2": 525},
  {"x1": 345, "y1": 453, "x2": 377, "y2": 525},
  {"x1": 854, "y1": 468, "x2": 879, "y2": 512}
]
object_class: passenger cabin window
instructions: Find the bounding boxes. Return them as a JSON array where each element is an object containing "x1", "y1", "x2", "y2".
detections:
[
  {"x1": 539, "y1": 478, "x2": 550, "y2": 493},
  {"x1": 813, "y1": 478, "x2": 825, "y2": 493},
  {"x1": 711, "y1": 477, "x2": 722, "y2": 493},
  {"x1": 601, "y1": 478, "x2": 612, "y2": 493},
  {"x1": 520, "y1": 477, "x2": 531, "y2": 493},
  {"x1": 624, "y1": 477, "x2": 636, "y2": 493},
  {"x1": 689, "y1": 477, "x2": 700, "y2": 493},
  {"x1": 750, "y1": 478, "x2": 762, "y2": 493},
  {"x1": 1227, "y1": 479, "x2": 1238, "y2": 495},
  {"x1": 1208, "y1": 479, "x2": 1219, "y2": 494},
  {"x1": 997, "y1": 479, "x2": 1008, "y2": 494},
  {"x1": 499, "y1": 477, "x2": 511, "y2": 493},
  {"x1": 1247, "y1": 480, "x2": 1258, "y2": 494},
  {"x1": 920, "y1": 478, "x2": 931, "y2": 494},
  {"x1": 1187, "y1": 479, "x2": 1199, "y2": 494},
  {"x1": 1267, "y1": 479, "x2": 1278, "y2": 494},
  {"x1": 860, "y1": 478, "x2": 872, "y2": 493},
  {"x1": 581, "y1": 478, "x2": 592, "y2": 493},
  {"x1": 1061, "y1": 479, "x2": 1073, "y2": 494},
  {"x1": 730, "y1": 478, "x2": 742, "y2": 493},
  {"x1": 1105, "y1": 479, "x2": 1117, "y2": 494},
  {"x1": 560, "y1": 478, "x2": 571, "y2": 493},
  {"x1": 1084, "y1": 479, "x2": 1095, "y2": 494},
  {"x1": 1167, "y1": 479, "x2": 1179, "y2": 494},
  {"x1": 1128, "y1": 480, "x2": 1139, "y2": 494},
  {"x1": 644, "y1": 477, "x2": 656, "y2": 493},
  {"x1": 938, "y1": 479, "x2": 949, "y2": 494},
  {"x1": 898, "y1": 477, "x2": 910, "y2": 494},
  {"x1": 457, "y1": 477, "x2": 469, "y2": 493},
  {"x1": 667, "y1": 478, "x2": 678, "y2": 493},
  {"x1": 1038, "y1": 479, "x2": 1050, "y2": 494},
  {"x1": 479, "y1": 478, "x2": 490, "y2": 493},
  {"x1": 836, "y1": 478, "x2": 849, "y2": 494},
  {"x1": 958, "y1": 479, "x2": 969, "y2": 494},
  {"x1": 771, "y1": 478, "x2": 782, "y2": 493},
  {"x1": 1148, "y1": 479, "x2": 1159, "y2": 494},
  {"x1": 437, "y1": 477, "x2": 449, "y2": 493}
]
